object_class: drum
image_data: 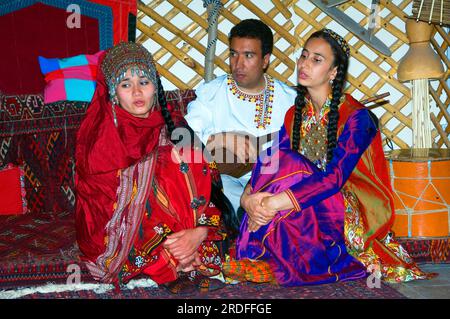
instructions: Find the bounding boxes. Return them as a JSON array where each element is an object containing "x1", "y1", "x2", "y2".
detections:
[{"x1": 386, "y1": 148, "x2": 450, "y2": 238}]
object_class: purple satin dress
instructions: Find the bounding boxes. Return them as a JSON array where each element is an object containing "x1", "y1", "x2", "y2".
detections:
[{"x1": 236, "y1": 125, "x2": 367, "y2": 286}]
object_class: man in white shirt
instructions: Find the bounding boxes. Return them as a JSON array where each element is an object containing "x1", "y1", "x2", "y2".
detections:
[{"x1": 185, "y1": 19, "x2": 296, "y2": 221}]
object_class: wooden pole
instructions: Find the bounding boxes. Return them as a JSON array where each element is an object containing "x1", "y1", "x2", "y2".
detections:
[{"x1": 204, "y1": 1, "x2": 221, "y2": 82}]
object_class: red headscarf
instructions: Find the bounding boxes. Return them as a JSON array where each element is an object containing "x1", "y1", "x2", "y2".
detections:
[{"x1": 76, "y1": 51, "x2": 166, "y2": 176}]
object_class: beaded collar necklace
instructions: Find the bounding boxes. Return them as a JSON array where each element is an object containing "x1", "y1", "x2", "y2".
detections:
[
  {"x1": 302, "y1": 96, "x2": 331, "y2": 135},
  {"x1": 227, "y1": 74, "x2": 275, "y2": 129}
]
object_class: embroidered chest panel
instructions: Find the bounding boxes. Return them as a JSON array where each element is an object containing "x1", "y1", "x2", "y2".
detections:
[{"x1": 227, "y1": 74, "x2": 274, "y2": 129}]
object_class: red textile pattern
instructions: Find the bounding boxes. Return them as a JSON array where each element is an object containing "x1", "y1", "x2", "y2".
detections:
[
  {"x1": 0, "y1": 210, "x2": 96, "y2": 289},
  {"x1": 430, "y1": 239, "x2": 450, "y2": 262},
  {"x1": 0, "y1": 97, "x2": 87, "y2": 214},
  {"x1": 0, "y1": 2, "x2": 100, "y2": 94},
  {"x1": 0, "y1": 164, "x2": 27, "y2": 215},
  {"x1": 397, "y1": 238, "x2": 450, "y2": 263}
]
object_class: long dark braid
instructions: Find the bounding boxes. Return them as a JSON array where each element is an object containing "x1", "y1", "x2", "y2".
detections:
[
  {"x1": 323, "y1": 30, "x2": 348, "y2": 163},
  {"x1": 155, "y1": 74, "x2": 178, "y2": 143},
  {"x1": 156, "y1": 74, "x2": 199, "y2": 147},
  {"x1": 327, "y1": 62, "x2": 346, "y2": 162},
  {"x1": 292, "y1": 29, "x2": 349, "y2": 164},
  {"x1": 292, "y1": 85, "x2": 307, "y2": 152}
]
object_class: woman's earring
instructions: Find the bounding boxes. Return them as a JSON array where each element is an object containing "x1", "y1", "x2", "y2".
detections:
[{"x1": 112, "y1": 98, "x2": 118, "y2": 127}]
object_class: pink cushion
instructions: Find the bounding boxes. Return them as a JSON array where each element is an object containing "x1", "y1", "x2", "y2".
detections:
[{"x1": 39, "y1": 51, "x2": 103, "y2": 104}]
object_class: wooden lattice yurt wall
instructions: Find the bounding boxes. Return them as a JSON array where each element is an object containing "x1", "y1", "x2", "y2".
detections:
[{"x1": 136, "y1": 0, "x2": 449, "y2": 150}]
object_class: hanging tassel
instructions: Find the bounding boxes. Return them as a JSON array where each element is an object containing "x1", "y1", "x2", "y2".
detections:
[
  {"x1": 145, "y1": 200, "x2": 152, "y2": 219},
  {"x1": 128, "y1": 246, "x2": 135, "y2": 263}
]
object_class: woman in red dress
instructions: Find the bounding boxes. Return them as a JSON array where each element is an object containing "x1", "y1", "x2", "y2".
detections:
[{"x1": 75, "y1": 42, "x2": 226, "y2": 293}]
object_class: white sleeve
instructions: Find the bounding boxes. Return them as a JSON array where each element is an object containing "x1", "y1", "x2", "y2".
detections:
[{"x1": 185, "y1": 91, "x2": 215, "y2": 145}]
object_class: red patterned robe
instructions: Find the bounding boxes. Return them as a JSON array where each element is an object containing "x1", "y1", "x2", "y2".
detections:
[{"x1": 75, "y1": 53, "x2": 223, "y2": 287}]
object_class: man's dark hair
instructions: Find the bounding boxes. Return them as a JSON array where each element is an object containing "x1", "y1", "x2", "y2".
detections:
[{"x1": 228, "y1": 19, "x2": 274, "y2": 56}]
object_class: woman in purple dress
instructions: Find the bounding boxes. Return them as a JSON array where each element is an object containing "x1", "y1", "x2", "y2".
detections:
[{"x1": 223, "y1": 29, "x2": 431, "y2": 286}]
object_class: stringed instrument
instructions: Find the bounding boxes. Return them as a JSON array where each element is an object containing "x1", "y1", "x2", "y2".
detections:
[{"x1": 209, "y1": 131, "x2": 275, "y2": 178}]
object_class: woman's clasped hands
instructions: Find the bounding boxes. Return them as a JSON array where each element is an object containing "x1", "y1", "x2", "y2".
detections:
[
  {"x1": 240, "y1": 187, "x2": 278, "y2": 233},
  {"x1": 163, "y1": 227, "x2": 208, "y2": 272}
]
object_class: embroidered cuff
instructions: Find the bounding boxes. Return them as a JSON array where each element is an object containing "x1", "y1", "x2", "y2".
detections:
[{"x1": 285, "y1": 189, "x2": 301, "y2": 212}]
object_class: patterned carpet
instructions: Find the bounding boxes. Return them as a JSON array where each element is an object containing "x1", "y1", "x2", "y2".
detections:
[
  {"x1": 16, "y1": 277, "x2": 406, "y2": 299},
  {"x1": 0, "y1": 210, "x2": 95, "y2": 290}
]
